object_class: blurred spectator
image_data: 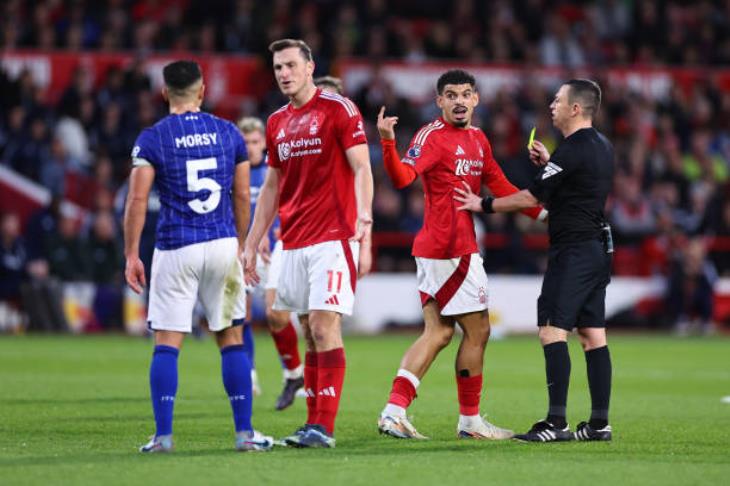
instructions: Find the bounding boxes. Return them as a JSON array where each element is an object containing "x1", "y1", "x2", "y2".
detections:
[
  {"x1": 0, "y1": 213, "x2": 27, "y2": 304},
  {"x1": 44, "y1": 214, "x2": 91, "y2": 282},
  {"x1": 88, "y1": 211, "x2": 123, "y2": 330},
  {"x1": 666, "y1": 238, "x2": 718, "y2": 335}
]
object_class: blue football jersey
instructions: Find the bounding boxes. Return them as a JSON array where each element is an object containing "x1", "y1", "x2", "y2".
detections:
[
  {"x1": 131, "y1": 112, "x2": 248, "y2": 250},
  {"x1": 249, "y1": 154, "x2": 279, "y2": 251}
]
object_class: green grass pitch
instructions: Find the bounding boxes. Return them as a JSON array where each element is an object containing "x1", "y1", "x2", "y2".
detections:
[{"x1": 1, "y1": 333, "x2": 729, "y2": 485}]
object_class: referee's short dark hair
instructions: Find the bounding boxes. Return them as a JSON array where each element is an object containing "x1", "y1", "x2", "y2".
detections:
[
  {"x1": 163, "y1": 60, "x2": 202, "y2": 97},
  {"x1": 269, "y1": 38, "x2": 313, "y2": 62},
  {"x1": 436, "y1": 69, "x2": 476, "y2": 95},
  {"x1": 565, "y1": 79, "x2": 601, "y2": 118}
]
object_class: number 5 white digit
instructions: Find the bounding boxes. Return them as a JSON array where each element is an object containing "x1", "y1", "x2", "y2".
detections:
[{"x1": 186, "y1": 157, "x2": 221, "y2": 214}]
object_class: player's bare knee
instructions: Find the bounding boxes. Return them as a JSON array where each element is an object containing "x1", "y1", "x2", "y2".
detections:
[
  {"x1": 215, "y1": 326, "x2": 243, "y2": 348},
  {"x1": 266, "y1": 309, "x2": 289, "y2": 332},
  {"x1": 425, "y1": 326, "x2": 454, "y2": 350},
  {"x1": 538, "y1": 325, "x2": 568, "y2": 346},
  {"x1": 577, "y1": 328, "x2": 606, "y2": 351}
]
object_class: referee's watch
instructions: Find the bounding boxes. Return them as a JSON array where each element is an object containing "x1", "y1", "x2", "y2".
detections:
[{"x1": 481, "y1": 196, "x2": 496, "y2": 214}]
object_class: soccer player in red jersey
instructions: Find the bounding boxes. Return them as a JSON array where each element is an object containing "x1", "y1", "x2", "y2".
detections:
[
  {"x1": 376, "y1": 69, "x2": 546, "y2": 440},
  {"x1": 243, "y1": 39, "x2": 374, "y2": 448}
]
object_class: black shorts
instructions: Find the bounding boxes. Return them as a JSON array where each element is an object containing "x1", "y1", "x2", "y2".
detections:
[{"x1": 537, "y1": 239, "x2": 612, "y2": 331}]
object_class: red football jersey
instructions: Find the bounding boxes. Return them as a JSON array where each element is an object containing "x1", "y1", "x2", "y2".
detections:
[
  {"x1": 266, "y1": 89, "x2": 367, "y2": 249},
  {"x1": 402, "y1": 117, "x2": 528, "y2": 259}
]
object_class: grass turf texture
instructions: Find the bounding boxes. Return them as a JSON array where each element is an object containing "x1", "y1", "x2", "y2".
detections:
[{"x1": 1, "y1": 334, "x2": 728, "y2": 485}]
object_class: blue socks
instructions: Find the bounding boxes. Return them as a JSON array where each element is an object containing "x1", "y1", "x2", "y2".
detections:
[
  {"x1": 149, "y1": 345, "x2": 179, "y2": 437},
  {"x1": 221, "y1": 344, "x2": 253, "y2": 433},
  {"x1": 242, "y1": 323, "x2": 255, "y2": 370}
]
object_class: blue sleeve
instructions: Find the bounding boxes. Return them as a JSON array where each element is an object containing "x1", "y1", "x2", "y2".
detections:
[
  {"x1": 131, "y1": 128, "x2": 158, "y2": 166},
  {"x1": 231, "y1": 125, "x2": 248, "y2": 164}
]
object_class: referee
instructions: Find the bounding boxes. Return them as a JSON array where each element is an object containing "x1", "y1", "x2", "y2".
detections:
[{"x1": 455, "y1": 79, "x2": 615, "y2": 442}]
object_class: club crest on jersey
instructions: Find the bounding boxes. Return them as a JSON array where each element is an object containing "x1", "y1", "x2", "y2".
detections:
[
  {"x1": 277, "y1": 128, "x2": 286, "y2": 140},
  {"x1": 407, "y1": 144, "x2": 422, "y2": 158},
  {"x1": 309, "y1": 116, "x2": 320, "y2": 136}
]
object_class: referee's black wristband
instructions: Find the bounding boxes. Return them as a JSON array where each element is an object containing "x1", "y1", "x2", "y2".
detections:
[{"x1": 481, "y1": 196, "x2": 495, "y2": 214}]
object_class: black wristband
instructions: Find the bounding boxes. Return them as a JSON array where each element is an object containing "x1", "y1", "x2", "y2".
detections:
[{"x1": 481, "y1": 196, "x2": 495, "y2": 214}]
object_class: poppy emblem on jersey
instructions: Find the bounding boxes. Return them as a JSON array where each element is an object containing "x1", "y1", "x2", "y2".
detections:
[
  {"x1": 478, "y1": 287, "x2": 487, "y2": 304},
  {"x1": 407, "y1": 144, "x2": 422, "y2": 158}
]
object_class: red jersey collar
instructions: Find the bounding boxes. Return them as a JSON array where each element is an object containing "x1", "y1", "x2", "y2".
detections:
[{"x1": 288, "y1": 87, "x2": 321, "y2": 113}]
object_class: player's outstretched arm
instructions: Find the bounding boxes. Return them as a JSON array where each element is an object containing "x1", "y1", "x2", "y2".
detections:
[
  {"x1": 482, "y1": 160, "x2": 547, "y2": 221},
  {"x1": 243, "y1": 167, "x2": 281, "y2": 285},
  {"x1": 377, "y1": 106, "x2": 417, "y2": 189},
  {"x1": 232, "y1": 160, "x2": 251, "y2": 252},
  {"x1": 123, "y1": 165, "x2": 155, "y2": 294},
  {"x1": 454, "y1": 181, "x2": 539, "y2": 214},
  {"x1": 346, "y1": 143, "x2": 374, "y2": 278}
]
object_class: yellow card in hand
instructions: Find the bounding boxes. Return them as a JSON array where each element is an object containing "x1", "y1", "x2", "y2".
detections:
[{"x1": 528, "y1": 127, "x2": 536, "y2": 149}]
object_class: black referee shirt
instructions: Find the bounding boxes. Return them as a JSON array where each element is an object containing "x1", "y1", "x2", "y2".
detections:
[{"x1": 528, "y1": 127, "x2": 614, "y2": 245}]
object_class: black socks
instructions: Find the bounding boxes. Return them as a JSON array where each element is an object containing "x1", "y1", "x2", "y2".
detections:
[
  {"x1": 585, "y1": 345, "x2": 612, "y2": 429},
  {"x1": 543, "y1": 341, "x2": 571, "y2": 429}
]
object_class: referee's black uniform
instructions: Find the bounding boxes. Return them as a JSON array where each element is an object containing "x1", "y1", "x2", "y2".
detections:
[{"x1": 527, "y1": 127, "x2": 615, "y2": 330}]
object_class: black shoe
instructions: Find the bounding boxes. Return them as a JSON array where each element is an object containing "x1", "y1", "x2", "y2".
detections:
[
  {"x1": 513, "y1": 420, "x2": 572, "y2": 443},
  {"x1": 275, "y1": 376, "x2": 305, "y2": 411},
  {"x1": 293, "y1": 424, "x2": 336, "y2": 448},
  {"x1": 283, "y1": 424, "x2": 312, "y2": 447},
  {"x1": 574, "y1": 421, "x2": 612, "y2": 441}
]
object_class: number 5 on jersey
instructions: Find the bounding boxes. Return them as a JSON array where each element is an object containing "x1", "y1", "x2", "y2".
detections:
[{"x1": 187, "y1": 157, "x2": 221, "y2": 214}]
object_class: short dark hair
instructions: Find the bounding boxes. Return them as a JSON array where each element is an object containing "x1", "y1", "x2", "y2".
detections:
[
  {"x1": 162, "y1": 60, "x2": 202, "y2": 96},
  {"x1": 564, "y1": 79, "x2": 601, "y2": 118},
  {"x1": 436, "y1": 69, "x2": 476, "y2": 95},
  {"x1": 268, "y1": 38, "x2": 313, "y2": 62},
  {"x1": 314, "y1": 75, "x2": 343, "y2": 94}
]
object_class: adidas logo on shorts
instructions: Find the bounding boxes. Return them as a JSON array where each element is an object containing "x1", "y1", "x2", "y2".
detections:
[{"x1": 325, "y1": 295, "x2": 340, "y2": 305}]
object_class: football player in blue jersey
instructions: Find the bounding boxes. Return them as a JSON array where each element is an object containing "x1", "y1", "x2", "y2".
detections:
[
  {"x1": 124, "y1": 60, "x2": 272, "y2": 452},
  {"x1": 238, "y1": 116, "x2": 305, "y2": 410}
]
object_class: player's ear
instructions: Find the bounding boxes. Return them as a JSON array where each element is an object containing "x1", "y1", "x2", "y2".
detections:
[
  {"x1": 161, "y1": 86, "x2": 169, "y2": 102},
  {"x1": 473, "y1": 90, "x2": 480, "y2": 106},
  {"x1": 306, "y1": 60, "x2": 315, "y2": 77},
  {"x1": 436, "y1": 94, "x2": 444, "y2": 110},
  {"x1": 198, "y1": 83, "x2": 205, "y2": 102}
]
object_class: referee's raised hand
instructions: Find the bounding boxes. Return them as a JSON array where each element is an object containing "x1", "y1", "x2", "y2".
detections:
[{"x1": 529, "y1": 140, "x2": 550, "y2": 167}]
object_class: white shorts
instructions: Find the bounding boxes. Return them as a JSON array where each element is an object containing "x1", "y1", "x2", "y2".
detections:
[
  {"x1": 248, "y1": 239, "x2": 284, "y2": 292},
  {"x1": 274, "y1": 240, "x2": 359, "y2": 316},
  {"x1": 148, "y1": 237, "x2": 246, "y2": 333},
  {"x1": 416, "y1": 253, "x2": 488, "y2": 316}
]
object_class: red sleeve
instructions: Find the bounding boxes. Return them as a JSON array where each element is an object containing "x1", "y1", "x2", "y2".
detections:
[
  {"x1": 335, "y1": 97, "x2": 368, "y2": 150},
  {"x1": 381, "y1": 139, "x2": 417, "y2": 189},
  {"x1": 266, "y1": 117, "x2": 281, "y2": 168},
  {"x1": 481, "y1": 138, "x2": 543, "y2": 220}
]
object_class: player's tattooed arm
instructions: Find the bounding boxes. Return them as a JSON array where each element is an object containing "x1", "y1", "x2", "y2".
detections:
[
  {"x1": 124, "y1": 165, "x2": 155, "y2": 294},
  {"x1": 233, "y1": 160, "x2": 251, "y2": 253},
  {"x1": 346, "y1": 143, "x2": 374, "y2": 278}
]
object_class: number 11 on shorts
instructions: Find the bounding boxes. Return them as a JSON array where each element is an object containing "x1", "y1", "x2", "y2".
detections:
[{"x1": 327, "y1": 270, "x2": 343, "y2": 293}]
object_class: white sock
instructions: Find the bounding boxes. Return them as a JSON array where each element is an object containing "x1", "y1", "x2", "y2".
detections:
[
  {"x1": 283, "y1": 364, "x2": 304, "y2": 380},
  {"x1": 383, "y1": 403, "x2": 407, "y2": 418}
]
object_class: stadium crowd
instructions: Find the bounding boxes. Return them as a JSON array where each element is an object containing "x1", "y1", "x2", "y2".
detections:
[{"x1": 1, "y1": 0, "x2": 730, "y2": 333}]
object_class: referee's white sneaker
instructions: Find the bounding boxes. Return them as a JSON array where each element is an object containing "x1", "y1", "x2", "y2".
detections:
[
  {"x1": 378, "y1": 414, "x2": 428, "y2": 439},
  {"x1": 457, "y1": 415, "x2": 514, "y2": 440}
]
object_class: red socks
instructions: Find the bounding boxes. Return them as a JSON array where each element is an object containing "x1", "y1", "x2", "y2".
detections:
[
  {"x1": 304, "y1": 352, "x2": 318, "y2": 424},
  {"x1": 314, "y1": 348, "x2": 346, "y2": 434},
  {"x1": 388, "y1": 376, "x2": 417, "y2": 408},
  {"x1": 456, "y1": 374, "x2": 483, "y2": 416},
  {"x1": 270, "y1": 322, "x2": 301, "y2": 370}
]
